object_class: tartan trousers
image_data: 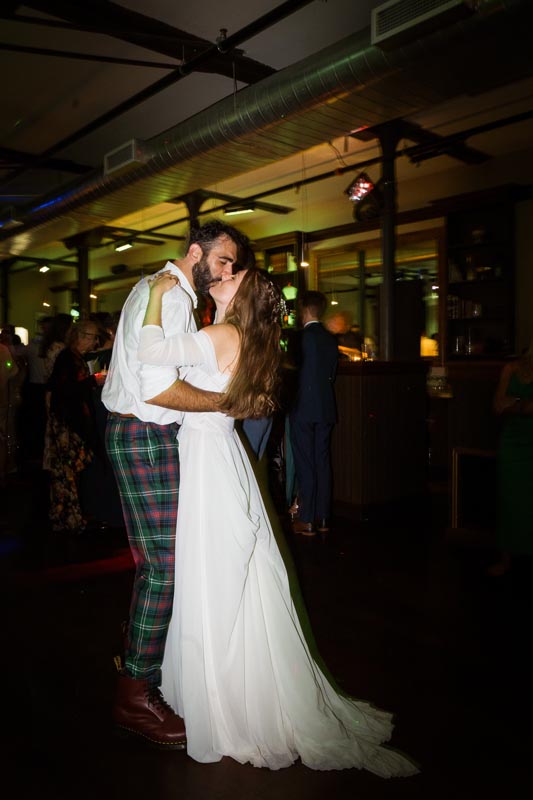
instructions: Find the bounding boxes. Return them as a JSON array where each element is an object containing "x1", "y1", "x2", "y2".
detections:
[{"x1": 105, "y1": 415, "x2": 180, "y2": 687}]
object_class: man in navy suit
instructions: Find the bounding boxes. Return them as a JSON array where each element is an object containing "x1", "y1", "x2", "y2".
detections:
[{"x1": 289, "y1": 291, "x2": 338, "y2": 536}]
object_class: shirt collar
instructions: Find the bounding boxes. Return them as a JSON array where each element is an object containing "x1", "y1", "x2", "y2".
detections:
[{"x1": 162, "y1": 261, "x2": 198, "y2": 308}]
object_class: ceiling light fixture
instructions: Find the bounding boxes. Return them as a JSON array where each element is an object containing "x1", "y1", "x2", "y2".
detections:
[
  {"x1": 90, "y1": 293, "x2": 98, "y2": 299},
  {"x1": 39, "y1": 265, "x2": 50, "y2": 273},
  {"x1": 223, "y1": 204, "x2": 255, "y2": 216},
  {"x1": 115, "y1": 241, "x2": 133, "y2": 252},
  {"x1": 299, "y1": 155, "x2": 310, "y2": 267}
]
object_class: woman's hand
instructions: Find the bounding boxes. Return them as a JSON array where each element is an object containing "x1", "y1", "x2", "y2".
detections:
[
  {"x1": 149, "y1": 272, "x2": 180, "y2": 295},
  {"x1": 143, "y1": 272, "x2": 179, "y2": 329}
]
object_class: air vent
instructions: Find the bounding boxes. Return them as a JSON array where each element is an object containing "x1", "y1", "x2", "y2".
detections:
[
  {"x1": 371, "y1": 0, "x2": 475, "y2": 48},
  {"x1": 103, "y1": 139, "x2": 151, "y2": 176}
]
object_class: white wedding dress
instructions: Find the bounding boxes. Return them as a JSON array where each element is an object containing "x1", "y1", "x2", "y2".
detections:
[{"x1": 138, "y1": 327, "x2": 418, "y2": 776}]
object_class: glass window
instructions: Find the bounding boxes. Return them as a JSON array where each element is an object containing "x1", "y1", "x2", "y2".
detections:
[{"x1": 316, "y1": 232, "x2": 441, "y2": 360}]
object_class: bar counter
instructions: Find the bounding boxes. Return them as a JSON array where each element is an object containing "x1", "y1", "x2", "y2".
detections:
[{"x1": 331, "y1": 360, "x2": 429, "y2": 518}]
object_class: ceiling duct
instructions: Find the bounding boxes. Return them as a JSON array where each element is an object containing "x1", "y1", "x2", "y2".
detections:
[
  {"x1": 0, "y1": 206, "x2": 23, "y2": 231},
  {"x1": 0, "y1": 0, "x2": 531, "y2": 258},
  {"x1": 371, "y1": 0, "x2": 475, "y2": 48}
]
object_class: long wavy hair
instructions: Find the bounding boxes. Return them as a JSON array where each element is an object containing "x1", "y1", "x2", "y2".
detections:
[{"x1": 219, "y1": 268, "x2": 282, "y2": 419}]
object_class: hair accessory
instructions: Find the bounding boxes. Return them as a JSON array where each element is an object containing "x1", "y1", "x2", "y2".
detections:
[
  {"x1": 279, "y1": 296, "x2": 288, "y2": 322},
  {"x1": 265, "y1": 277, "x2": 283, "y2": 322}
]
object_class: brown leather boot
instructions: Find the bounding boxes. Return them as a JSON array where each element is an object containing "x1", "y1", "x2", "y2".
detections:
[{"x1": 113, "y1": 673, "x2": 187, "y2": 749}]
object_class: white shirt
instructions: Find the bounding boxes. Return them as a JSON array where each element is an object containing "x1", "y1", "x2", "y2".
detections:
[
  {"x1": 26, "y1": 337, "x2": 46, "y2": 384},
  {"x1": 101, "y1": 262, "x2": 197, "y2": 423}
]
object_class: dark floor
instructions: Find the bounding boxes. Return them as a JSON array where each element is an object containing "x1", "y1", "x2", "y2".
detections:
[{"x1": 2, "y1": 463, "x2": 532, "y2": 800}]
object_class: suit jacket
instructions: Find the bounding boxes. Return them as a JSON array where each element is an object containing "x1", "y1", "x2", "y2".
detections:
[{"x1": 290, "y1": 321, "x2": 338, "y2": 424}]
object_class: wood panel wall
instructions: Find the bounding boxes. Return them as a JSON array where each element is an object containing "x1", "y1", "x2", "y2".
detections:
[{"x1": 331, "y1": 362, "x2": 429, "y2": 515}]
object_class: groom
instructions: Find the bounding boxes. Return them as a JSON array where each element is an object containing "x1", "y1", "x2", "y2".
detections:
[{"x1": 102, "y1": 221, "x2": 247, "y2": 748}]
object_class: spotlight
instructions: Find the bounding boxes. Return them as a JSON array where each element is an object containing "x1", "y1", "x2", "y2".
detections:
[
  {"x1": 348, "y1": 177, "x2": 385, "y2": 223},
  {"x1": 345, "y1": 172, "x2": 374, "y2": 203}
]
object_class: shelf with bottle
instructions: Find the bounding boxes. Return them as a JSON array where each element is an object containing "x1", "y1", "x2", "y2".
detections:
[
  {"x1": 255, "y1": 232, "x2": 305, "y2": 329},
  {"x1": 446, "y1": 202, "x2": 513, "y2": 250},
  {"x1": 445, "y1": 200, "x2": 514, "y2": 360},
  {"x1": 447, "y1": 249, "x2": 507, "y2": 284},
  {"x1": 447, "y1": 296, "x2": 510, "y2": 322},
  {"x1": 448, "y1": 319, "x2": 512, "y2": 359},
  {"x1": 274, "y1": 274, "x2": 298, "y2": 328},
  {"x1": 265, "y1": 250, "x2": 298, "y2": 274},
  {"x1": 447, "y1": 296, "x2": 483, "y2": 320}
]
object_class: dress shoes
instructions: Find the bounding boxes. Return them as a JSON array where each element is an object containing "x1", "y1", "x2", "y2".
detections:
[
  {"x1": 113, "y1": 673, "x2": 187, "y2": 749},
  {"x1": 292, "y1": 519, "x2": 316, "y2": 537}
]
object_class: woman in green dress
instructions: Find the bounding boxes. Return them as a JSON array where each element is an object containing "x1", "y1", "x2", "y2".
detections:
[{"x1": 489, "y1": 343, "x2": 533, "y2": 575}]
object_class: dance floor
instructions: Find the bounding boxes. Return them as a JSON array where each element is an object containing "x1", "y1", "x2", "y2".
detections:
[{"x1": 2, "y1": 465, "x2": 531, "y2": 799}]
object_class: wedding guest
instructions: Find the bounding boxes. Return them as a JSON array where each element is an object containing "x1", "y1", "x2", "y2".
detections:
[
  {"x1": 488, "y1": 342, "x2": 533, "y2": 575},
  {"x1": 46, "y1": 320, "x2": 102, "y2": 533},
  {"x1": 290, "y1": 291, "x2": 338, "y2": 536}
]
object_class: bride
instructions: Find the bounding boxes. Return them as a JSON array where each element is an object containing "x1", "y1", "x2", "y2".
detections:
[{"x1": 137, "y1": 267, "x2": 419, "y2": 777}]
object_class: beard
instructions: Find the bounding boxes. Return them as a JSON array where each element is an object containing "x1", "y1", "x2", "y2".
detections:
[{"x1": 192, "y1": 252, "x2": 220, "y2": 294}]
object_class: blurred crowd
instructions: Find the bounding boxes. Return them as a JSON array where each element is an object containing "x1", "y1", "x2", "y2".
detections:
[{"x1": 0, "y1": 311, "x2": 123, "y2": 532}]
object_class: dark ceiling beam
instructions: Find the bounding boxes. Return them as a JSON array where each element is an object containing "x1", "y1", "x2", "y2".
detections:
[
  {"x1": 49, "y1": 266, "x2": 147, "y2": 293},
  {"x1": 216, "y1": 107, "x2": 533, "y2": 209},
  {"x1": 1, "y1": 10, "x2": 207, "y2": 47},
  {"x1": 0, "y1": 145, "x2": 90, "y2": 175},
  {"x1": 197, "y1": 190, "x2": 293, "y2": 216},
  {"x1": 100, "y1": 226, "x2": 185, "y2": 242},
  {"x1": 76, "y1": 226, "x2": 186, "y2": 254},
  {"x1": 5, "y1": 255, "x2": 78, "y2": 273},
  {"x1": 168, "y1": 189, "x2": 294, "y2": 216},
  {"x1": 404, "y1": 108, "x2": 533, "y2": 164},
  {"x1": 177, "y1": 0, "x2": 316, "y2": 78},
  {"x1": 0, "y1": 41, "x2": 182, "y2": 70},
  {"x1": 351, "y1": 119, "x2": 489, "y2": 165},
  {"x1": 0, "y1": 0, "x2": 295, "y2": 192},
  {"x1": 13, "y1": 0, "x2": 275, "y2": 82}
]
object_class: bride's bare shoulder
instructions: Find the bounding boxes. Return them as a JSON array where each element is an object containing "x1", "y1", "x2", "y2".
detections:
[{"x1": 202, "y1": 323, "x2": 239, "y2": 346}]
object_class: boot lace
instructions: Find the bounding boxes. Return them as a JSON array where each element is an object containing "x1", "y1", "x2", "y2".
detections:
[{"x1": 147, "y1": 686, "x2": 174, "y2": 714}]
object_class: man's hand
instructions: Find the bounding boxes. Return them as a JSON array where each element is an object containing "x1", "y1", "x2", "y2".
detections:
[{"x1": 147, "y1": 378, "x2": 222, "y2": 412}]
